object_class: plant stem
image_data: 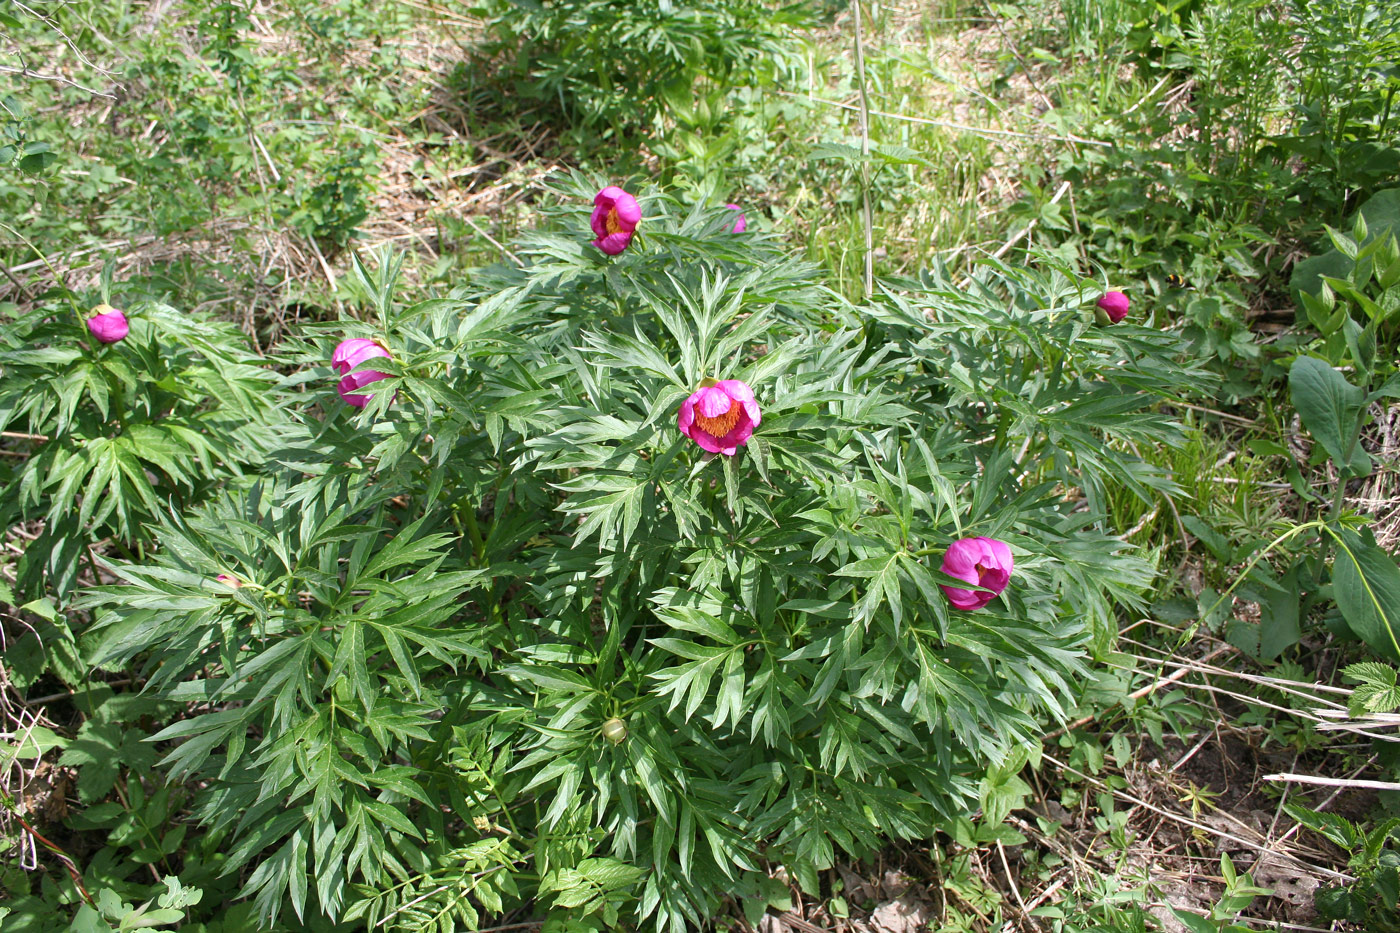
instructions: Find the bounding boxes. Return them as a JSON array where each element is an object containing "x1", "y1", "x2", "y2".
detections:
[
  {"x1": 851, "y1": 0, "x2": 874, "y2": 300},
  {"x1": 1319, "y1": 412, "x2": 1365, "y2": 570},
  {"x1": 1199, "y1": 520, "x2": 1324, "y2": 627},
  {"x1": 460, "y1": 501, "x2": 485, "y2": 561}
]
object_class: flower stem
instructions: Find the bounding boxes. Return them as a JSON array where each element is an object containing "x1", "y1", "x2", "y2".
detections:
[
  {"x1": 851, "y1": 0, "x2": 875, "y2": 300},
  {"x1": 459, "y1": 501, "x2": 485, "y2": 561}
]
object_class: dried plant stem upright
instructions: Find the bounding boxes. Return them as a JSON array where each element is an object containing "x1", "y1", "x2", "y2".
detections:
[{"x1": 851, "y1": 0, "x2": 874, "y2": 300}]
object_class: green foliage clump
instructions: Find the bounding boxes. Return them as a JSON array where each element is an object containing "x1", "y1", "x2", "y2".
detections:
[
  {"x1": 37, "y1": 172, "x2": 1201, "y2": 930},
  {"x1": 1288, "y1": 800, "x2": 1400, "y2": 930},
  {"x1": 472, "y1": 0, "x2": 810, "y2": 137},
  {"x1": 0, "y1": 293, "x2": 283, "y2": 600},
  {"x1": 1018, "y1": 0, "x2": 1400, "y2": 379}
]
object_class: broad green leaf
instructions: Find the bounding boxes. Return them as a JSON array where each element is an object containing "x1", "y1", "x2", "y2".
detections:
[
  {"x1": 1331, "y1": 526, "x2": 1400, "y2": 661},
  {"x1": 1289, "y1": 355, "x2": 1367, "y2": 474}
]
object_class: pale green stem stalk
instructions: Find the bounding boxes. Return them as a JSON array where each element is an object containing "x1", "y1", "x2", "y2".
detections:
[
  {"x1": 1197, "y1": 521, "x2": 1325, "y2": 630},
  {"x1": 851, "y1": 0, "x2": 874, "y2": 300}
]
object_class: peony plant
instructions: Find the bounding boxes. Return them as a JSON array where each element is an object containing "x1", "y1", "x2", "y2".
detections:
[
  {"x1": 87, "y1": 304, "x2": 129, "y2": 343},
  {"x1": 1096, "y1": 289, "x2": 1130, "y2": 324},
  {"x1": 677, "y1": 378, "x2": 760, "y2": 455},
  {"x1": 79, "y1": 177, "x2": 1207, "y2": 933},
  {"x1": 591, "y1": 185, "x2": 641, "y2": 255},
  {"x1": 332, "y1": 337, "x2": 392, "y2": 407},
  {"x1": 940, "y1": 536, "x2": 1014, "y2": 610},
  {"x1": 725, "y1": 203, "x2": 747, "y2": 233}
]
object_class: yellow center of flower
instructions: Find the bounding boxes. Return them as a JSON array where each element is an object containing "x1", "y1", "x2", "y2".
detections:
[
  {"x1": 605, "y1": 209, "x2": 623, "y2": 235},
  {"x1": 693, "y1": 398, "x2": 741, "y2": 438}
]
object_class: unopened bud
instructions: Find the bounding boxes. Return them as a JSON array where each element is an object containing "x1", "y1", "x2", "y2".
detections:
[{"x1": 601, "y1": 717, "x2": 628, "y2": 745}]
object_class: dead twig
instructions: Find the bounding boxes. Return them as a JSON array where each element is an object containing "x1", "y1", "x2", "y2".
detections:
[
  {"x1": 1263, "y1": 772, "x2": 1400, "y2": 792},
  {"x1": 1043, "y1": 751, "x2": 1353, "y2": 882},
  {"x1": 0, "y1": 64, "x2": 115, "y2": 99},
  {"x1": 1043, "y1": 642, "x2": 1235, "y2": 741},
  {"x1": 776, "y1": 90, "x2": 1112, "y2": 147}
]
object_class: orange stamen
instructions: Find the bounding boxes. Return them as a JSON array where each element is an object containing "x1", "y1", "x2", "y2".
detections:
[
  {"x1": 605, "y1": 209, "x2": 623, "y2": 235},
  {"x1": 693, "y1": 398, "x2": 741, "y2": 438}
]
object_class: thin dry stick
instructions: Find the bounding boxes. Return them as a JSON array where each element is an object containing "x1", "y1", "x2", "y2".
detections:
[
  {"x1": 779, "y1": 912, "x2": 830, "y2": 933},
  {"x1": 1266, "y1": 748, "x2": 1302, "y2": 844},
  {"x1": 1264, "y1": 772, "x2": 1400, "y2": 792},
  {"x1": 1170, "y1": 725, "x2": 1218, "y2": 772},
  {"x1": 1122, "y1": 504, "x2": 1161, "y2": 539},
  {"x1": 246, "y1": 108, "x2": 342, "y2": 294},
  {"x1": 1021, "y1": 875, "x2": 1066, "y2": 913},
  {"x1": 458, "y1": 214, "x2": 522, "y2": 266},
  {"x1": 0, "y1": 64, "x2": 115, "y2": 98},
  {"x1": 1119, "y1": 645, "x2": 1351, "y2": 706},
  {"x1": 1042, "y1": 752, "x2": 1353, "y2": 882},
  {"x1": 0, "y1": 251, "x2": 31, "y2": 298},
  {"x1": 778, "y1": 90, "x2": 1112, "y2": 146},
  {"x1": 235, "y1": 86, "x2": 314, "y2": 299},
  {"x1": 996, "y1": 839, "x2": 1041, "y2": 932},
  {"x1": 1151, "y1": 906, "x2": 1338, "y2": 933},
  {"x1": 989, "y1": 13, "x2": 1059, "y2": 137},
  {"x1": 0, "y1": 236, "x2": 157, "y2": 277},
  {"x1": 1175, "y1": 401, "x2": 1259, "y2": 427},
  {"x1": 12, "y1": 0, "x2": 119, "y2": 78},
  {"x1": 1203, "y1": 476, "x2": 1295, "y2": 488},
  {"x1": 1105, "y1": 663, "x2": 1338, "y2": 725},
  {"x1": 252, "y1": 130, "x2": 282, "y2": 185},
  {"x1": 1275, "y1": 757, "x2": 1375, "y2": 849},
  {"x1": 850, "y1": 0, "x2": 874, "y2": 300},
  {"x1": 1042, "y1": 642, "x2": 1234, "y2": 741},
  {"x1": 1314, "y1": 708, "x2": 1400, "y2": 723},
  {"x1": 375, "y1": 884, "x2": 450, "y2": 927},
  {"x1": 990, "y1": 181, "x2": 1070, "y2": 262},
  {"x1": 308, "y1": 238, "x2": 339, "y2": 293},
  {"x1": 1123, "y1": 74, "x2": 1173, "y2": 116}
]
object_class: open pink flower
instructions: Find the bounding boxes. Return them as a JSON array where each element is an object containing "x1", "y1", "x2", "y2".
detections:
[
  {"x1": 332, "y1": 337, "x2": 392, "y2": 408},
  {"x1": 677, "y1": 379, "x2": 760, "y2": 456},
  {"x1": 939, "y1": 537, "x2": 1013, "y2": 611},
  {"x1": 591, "y1": 186, "x2": 641, "y2": 255},
  {"x1": 725, "y1": 203, "x2": 747, "y2": 233},
  {"x1": 1096, "y1": 291, "x2": 1130, "y2": 324},
  {"x1": 87, "y1": 305, "x2": 129, "y2": 343}
]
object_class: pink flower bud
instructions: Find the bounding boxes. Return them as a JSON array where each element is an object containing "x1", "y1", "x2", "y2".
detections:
[
  {"x1": 725, "y1": 203, "x2": 747, "y2": 233},
  {"x1": 1096, "y1": 291, "x2": 1130, "y2": 324},
  {"x1": 87, "y1": 305, "x2": 129, "y2": 343},
  {"x1": 216, "y1": 574, "x2": 241, "y2": 588},
  {"x1": 590, "y1": 186, "x2": 642, "y2": 255},
  {"x1": 332, "y1": 338, "x2": 392, "y2": 408},
  {"x1": 939, "y1": 537, "x2": 1013, "y2": 611},
  {"x1": 677, "y1": 379, "x2": 760, "y2": 456}
]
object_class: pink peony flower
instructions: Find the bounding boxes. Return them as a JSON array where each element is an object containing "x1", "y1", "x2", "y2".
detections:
[
  {"x1": 590, "y1": 186, "x2": 642, "y2": 255},
  {"x1": 216, "y1": 574, "x2": 241, "y2": 588},
  {"x1": 332, "y1": 337, "x2": 392, "y2": 408},
  {"x1": 939, "y1": 536, "x2": 1013, "y2": 611},
  {"x1": 725, "y1": 203, "x2": 747, "y2": 233},
  {"x1": 87, "y1": 305, "x2": 129, "y2": 343},
  {"x1": 1096, "y1": 290, "x2": 1130, "y2": 324},
  {"x1": 677, "y1": 379, "x2": 760, "y2": 456}
]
